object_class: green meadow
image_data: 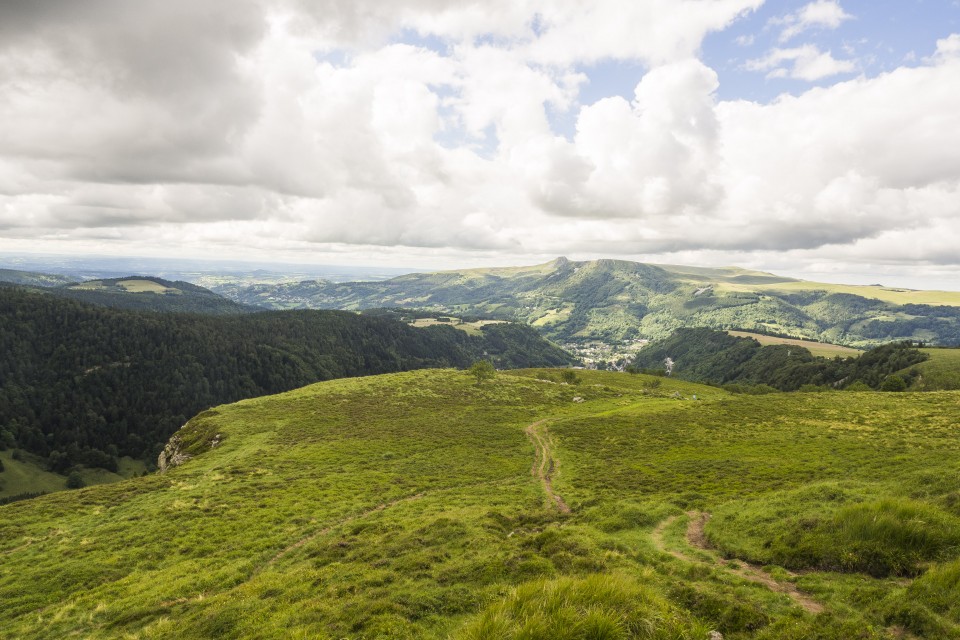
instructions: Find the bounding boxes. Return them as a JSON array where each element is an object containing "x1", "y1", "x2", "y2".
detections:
[
  {"x1": 904, "y1": 348, "x2": 960, "y2": 390},
  {"x1": 2, "y1": 369, "x2": 960, "y2": 638},
  {"x1": 726, "y1": 330, "x2": 862, "y2": 359}
]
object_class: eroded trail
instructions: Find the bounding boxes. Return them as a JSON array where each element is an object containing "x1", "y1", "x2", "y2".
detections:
[
  {"x1": 526, "y1": 420, "x2": 570, "y2": 514},
  {"x1": 652, "y1": 511, "x2": 824, "y2": 614}
]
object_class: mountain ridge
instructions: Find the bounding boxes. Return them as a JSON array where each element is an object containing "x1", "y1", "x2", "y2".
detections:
[{"x1": 213, "y1": 258, "x2": 960, "y2": 347}]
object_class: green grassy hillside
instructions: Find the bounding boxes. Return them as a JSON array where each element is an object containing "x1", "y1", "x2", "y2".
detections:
[
  {"x1": 214, "y1": 258, "x2": 960, "y2": 347},
  {"x1": 3, "y1": 370, "x2": 960, "y2": 638},
  {"x1": 900, "y1": 347, "x2": 960, "y2": 390}
]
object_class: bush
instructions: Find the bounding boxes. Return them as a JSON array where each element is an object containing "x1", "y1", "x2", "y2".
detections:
[
  {"x1": 66, "y1": 472, "x2": 85, "y2": 489},
  {"x1": 560, "y1": 370, "x2": 581, "y2": 385},
  {"x1": 468, "y1": 360, "x2": 495, "y2": 385},
  {"x1": 880, "y1": 374, "x2": 907, "y2": 392}
]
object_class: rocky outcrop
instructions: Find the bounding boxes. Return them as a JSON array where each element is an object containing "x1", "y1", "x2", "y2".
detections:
[
  {"x1": 157, "y1": 434, "x2": 192, "y2": 472},
  {"x1": 157, "y1": 423, "x2": 223, "y2": 472}
]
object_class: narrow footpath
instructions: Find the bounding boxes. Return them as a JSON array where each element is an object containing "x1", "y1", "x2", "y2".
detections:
[
  {"x1": 652, "y1": 511, "x2": 824, "y2": 614},
  {"x1": 525, "y1": 420, "x2": 570, "y2": 514}
]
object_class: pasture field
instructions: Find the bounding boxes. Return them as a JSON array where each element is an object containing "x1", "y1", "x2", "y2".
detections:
[
  {"x1": 0, "y1": 452, "x2": 147, "y2": 500},
  {"x1": 718, "y1": 278, "x2": 960, "y2": 307},
  {"x1": 901, "y1": 347, "x2": 960, "y2": 390},
  {"x1": 726, "y1": 330, "x2": 862, "y2": 358},
  {"x1": 2, "y1": 369, "x2": 959, "y2": 638},
  {"x1": 70, "y1": 278, "x2": 180, "y2": 294},
  {"x1": 409, "y1": 317, "x2": 508, "y2": 336}
]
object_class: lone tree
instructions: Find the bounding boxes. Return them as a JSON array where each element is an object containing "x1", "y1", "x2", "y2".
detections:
[{"x1": 469, "y1": 360, "x2": 495, "y2": 385}]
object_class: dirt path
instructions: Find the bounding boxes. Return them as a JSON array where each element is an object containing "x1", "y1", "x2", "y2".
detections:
[
  {"x1": 525, "y1": 421, "x2": 570, "y2": 514},
  {"x1": 652, "y1": 511, "x2": 824, "y2": 614}
]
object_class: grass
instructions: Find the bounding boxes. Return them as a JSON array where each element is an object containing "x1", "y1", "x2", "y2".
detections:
[
  {"x1": 409, "y1": 317, "x2": 508, "y2": 336},
  {"x1": 70, "y1": 279, "x2": 179, "y2": 294},
  {"x1": 901, "y1": 347, "x2": 960, "y2": 390},
  {"x1": 727, "y1": 330, "x2": 862, "y2": 358},
  {"x1": 717, "y1": 279, "x2": 960, "y2": 307},
  {"x1": 0, "y1": 451, "x2": 147, "y2": 499},
  {"x1": 0, "y1": 450, "x2": 68, "y2": 497},
  {"x1": 2, "y1": 370, "x2": 960, "y2": 638}
]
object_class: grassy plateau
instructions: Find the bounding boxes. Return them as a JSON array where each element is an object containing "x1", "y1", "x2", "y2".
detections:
[{"x1": 1, "y1": 369, "x2": 959, "y2": 639}]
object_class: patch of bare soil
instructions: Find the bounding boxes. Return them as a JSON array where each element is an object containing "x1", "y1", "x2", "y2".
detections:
[{"x1": 525, "y1": 421, "x2": 571, "y2": 514}]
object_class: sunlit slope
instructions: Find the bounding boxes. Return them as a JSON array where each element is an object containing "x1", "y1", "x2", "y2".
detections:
[
  {"x1": 218, "y1": 258, "x2": 960, "y2": 346},
  {"x1": 899, "y1": 347, "x2": 960, "y2": 390},
  {"x1": 2, "y1": 370, "x2": 960, "y2": 638}
]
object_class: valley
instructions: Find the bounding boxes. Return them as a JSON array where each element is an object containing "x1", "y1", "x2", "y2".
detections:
[{"x1": 2, "y1": 368, "x2": 960, "y2": 638}]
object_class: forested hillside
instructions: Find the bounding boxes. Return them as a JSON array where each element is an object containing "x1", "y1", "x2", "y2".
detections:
[
  {"x1": 0, "y1": 286, "x2": 572, "y2": 474},
  {"x1": 0, "y1": 268, "x2": 79, "y2": 287},
  {"x1": 631, "y1": 328, "x2": 929, "y2": 391},
  {"x1": 55, "y1": 276, "x2": 259, "y2": 314},
  {"x1": 213, "y1": 258, "x2": 960, "y2": 346}
]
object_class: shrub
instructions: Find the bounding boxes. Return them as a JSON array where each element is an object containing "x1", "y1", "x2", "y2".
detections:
[
  {"x1": 560, "y1": 370, "x2": 581, "y2": 385},
  {"x1": 66, "y1": 472, "x2": 85, "y2": 489},
  {"x1": 880, "y1": 374, "x2": 907, "y2": 392},
  {"x1": 468, "y1": 360, "x2": 495, "y2": 385}
]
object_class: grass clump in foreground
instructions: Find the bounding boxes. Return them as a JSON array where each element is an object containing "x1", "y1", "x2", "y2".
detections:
[
  {"x1": 710, "y1": 492, "x2": 960, "y2": 576},
  {"x1": 1, "y1": 368, "x2": 960, "y2": 638},
  {"x1": 457, "y1": 574, "x2": 711, "y2": 640}
]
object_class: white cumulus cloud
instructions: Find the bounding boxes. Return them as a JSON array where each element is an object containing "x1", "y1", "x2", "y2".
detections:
[
  {"x1": 746, "y1": 44, "x2": 857, "y2": 80},
  {"x1": 773, "y1": 0, "x2": 853, "y2": 43}
]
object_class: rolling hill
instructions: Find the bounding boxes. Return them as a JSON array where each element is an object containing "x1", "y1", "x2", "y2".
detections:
[
  {"x1": 213, "y1": 257, "x2": 960, "y2": 347},
  {"x1": 2, "y1": 369, "x2": 960, "y2": 638},
  {"x1": 0, "y1": 285, "x2": 572, "y2": 496},
  {"x1": 56, "y1": 276, "x2": 260, "y2": 314},
  {"x1": 0, "y1": 268, "x2": 79, "y2": 287}
]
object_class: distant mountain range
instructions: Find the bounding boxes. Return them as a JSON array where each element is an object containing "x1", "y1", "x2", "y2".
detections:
[{"x1": 212, "y1": 257, "x2": 960, "y2": 347}]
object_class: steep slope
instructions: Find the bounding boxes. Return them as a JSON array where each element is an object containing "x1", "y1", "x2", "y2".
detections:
[
  {"x1": 0, "y1": 285, "x2": 572, "y2": 479},
  {"x1": 2, "y1": 370, "x2": 960, "y2": 638},
  {"x1": 215, "y1": 258, "x2": 960, "y2": 346}
]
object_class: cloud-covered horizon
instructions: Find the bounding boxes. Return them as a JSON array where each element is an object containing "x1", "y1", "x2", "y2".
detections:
[{"x1": 1, "y1": 0, "x2": 959, "y2": 287}]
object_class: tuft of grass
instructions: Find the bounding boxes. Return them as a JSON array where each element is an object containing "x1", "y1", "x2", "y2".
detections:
[
  {"x1": 711, "y1": 492, "x2": 960, "y2": 577},
  {"x1": 455, "y1": 574, "x2": 710, "y2": 640}
]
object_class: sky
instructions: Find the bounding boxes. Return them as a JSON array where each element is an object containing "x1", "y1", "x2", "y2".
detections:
[{"x1": 0, "y1": 0, "x2": 959, "y2": 288}]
